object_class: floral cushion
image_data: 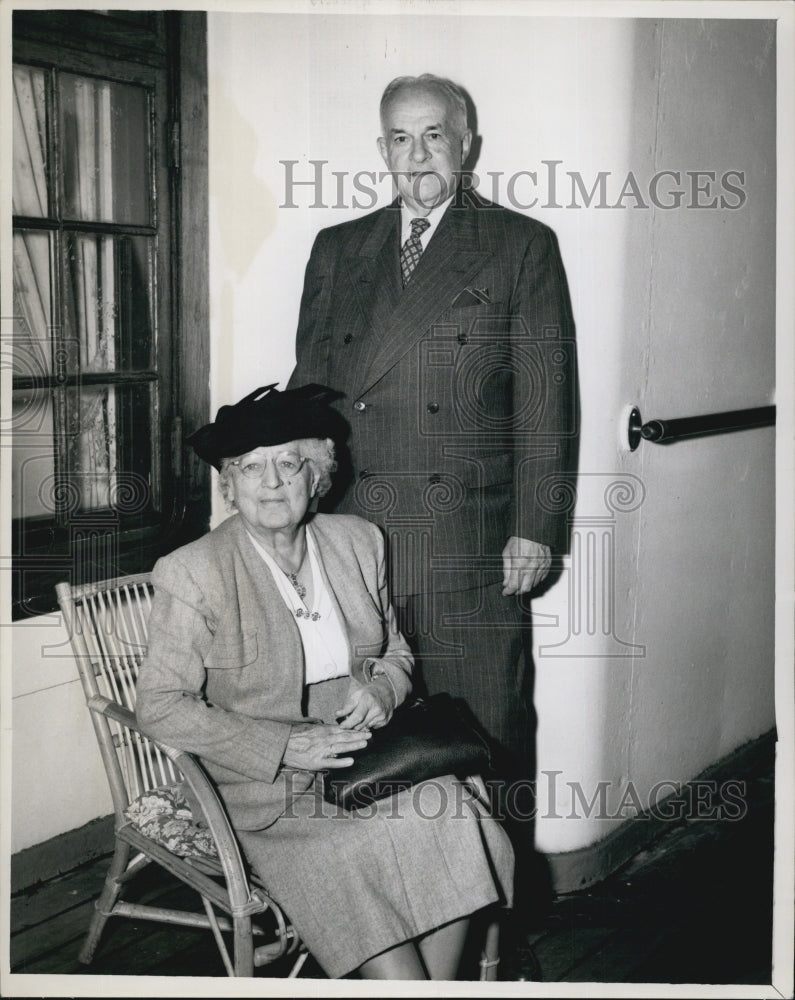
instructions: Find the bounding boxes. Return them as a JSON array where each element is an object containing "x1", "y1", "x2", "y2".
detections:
[{"x1": 125, "y1": 785, "x2": 218, "y2": 859}]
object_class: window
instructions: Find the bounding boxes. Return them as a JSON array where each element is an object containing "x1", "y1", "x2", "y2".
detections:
[{"x1": 10, "y1": 11, "x2": 210, "y2": 619}]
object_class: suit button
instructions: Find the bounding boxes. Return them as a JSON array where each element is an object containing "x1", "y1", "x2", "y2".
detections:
[
  {"x1": 354, "y1": 400, "x2": 366, "y2": 411},
  {"x1": 344, "y1": 334, "x2": 352, "y2": 344},
  {"x1": 359, "y1": 469, "x2": 370, "y2": 479},
  {"x1": 427, "y1": 402, "x2": 439, "y2": 413},
  {"x1": 458, "y1": 332, "x2": 469, "y2": 344},
  {"x1": 428, "y1": 475, "x2": 442, "y2": 485}
]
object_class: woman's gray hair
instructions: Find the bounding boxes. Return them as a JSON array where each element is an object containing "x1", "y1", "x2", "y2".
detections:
[
  {"x1": 217, "y1": 438, "x2": 337, "y2": 511},
  {"x1": 380, "y1": 74, "x2": 469, "y2": 136}
]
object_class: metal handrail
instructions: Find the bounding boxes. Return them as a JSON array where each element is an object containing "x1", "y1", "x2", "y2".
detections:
[{"x1": 627, "y1": 405, "x2": 775, "y2": 450}]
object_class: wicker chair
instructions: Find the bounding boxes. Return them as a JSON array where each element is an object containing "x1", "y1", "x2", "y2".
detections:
[
  {"x1": 56, "y1": 573, "x2": 307, "y2": 978},
  {"x1": 57, "y1": 572, "x2": 501, "y2": 981}
]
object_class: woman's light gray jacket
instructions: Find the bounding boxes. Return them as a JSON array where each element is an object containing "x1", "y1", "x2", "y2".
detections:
[{"x1": 136, "y1": 512, "x2": 413, "y2": 831}]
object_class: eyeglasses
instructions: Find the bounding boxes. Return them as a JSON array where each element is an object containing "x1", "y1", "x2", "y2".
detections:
[{"x1": 229, "y1": 453, "x2": 308, "y2": 480}]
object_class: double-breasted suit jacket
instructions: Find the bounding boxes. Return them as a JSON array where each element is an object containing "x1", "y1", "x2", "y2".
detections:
[
  {"x1": 136, "y1": 513, "x2": 413, "y2": 832},
  {"x1": 288, "y1": 190, "x2": 577, "y2": 598}
]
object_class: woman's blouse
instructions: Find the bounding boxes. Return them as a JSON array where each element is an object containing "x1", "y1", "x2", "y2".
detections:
[{"x1": 246, "y1": 525, "x2": 350, "y2": 685}]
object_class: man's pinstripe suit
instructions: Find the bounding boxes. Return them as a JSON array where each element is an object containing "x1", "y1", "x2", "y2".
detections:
[{"x1": 288, "y1": 188, "x2": 576, "y2": 791}]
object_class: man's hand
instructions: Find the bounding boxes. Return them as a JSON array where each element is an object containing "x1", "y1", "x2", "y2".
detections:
[
  {"x1": 282, "y1": 722, "x2": 371, "y2": 771},
  {"x1": 336, "y1": 675, "x2": 395, "y2": 731},
  {"x1": 501, "y1": 536, "x2": 552, "y2": 596}
]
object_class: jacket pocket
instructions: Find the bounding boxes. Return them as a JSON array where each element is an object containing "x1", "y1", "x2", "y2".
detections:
[
  {"x1": 458, "y1": 453, "x2": 513, "y2": 489},
  {"x1": 205, "y1": 629, "x2": 258, "y2": 669},
  {"x1": 452, "y1": 297, "x2": 505, "y2": 310}
]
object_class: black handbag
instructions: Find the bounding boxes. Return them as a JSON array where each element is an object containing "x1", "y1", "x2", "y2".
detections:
[{"x1": 321, "y1": 693, "x2": 492, "y2": 810}]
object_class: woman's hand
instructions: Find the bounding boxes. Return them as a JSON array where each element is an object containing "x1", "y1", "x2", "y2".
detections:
[
  {"x1": 282, "y1": 722, "x2": 371, "y2": 771},
  {"x1": 336, "y1": 676, "x2": 395, "y2": 731}
]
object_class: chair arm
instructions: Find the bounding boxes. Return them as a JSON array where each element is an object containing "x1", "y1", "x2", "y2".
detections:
[
  {"x1": 90, "y1": 694, "x2": 255, "y2": 909},
  {"x1": 165, "y1": 752, "x2": 255, "y2": 908},
  {"x1": 465, "y1": 773, "x2": 491, "y2": 808},
  {"x1": 89, "y1": 695, "x2": 137, "y2": 730}
]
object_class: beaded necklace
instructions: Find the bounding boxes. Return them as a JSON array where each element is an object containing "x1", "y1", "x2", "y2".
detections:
[{"x1": 284, "y1": 551, "x2": 320, "y2": 621}]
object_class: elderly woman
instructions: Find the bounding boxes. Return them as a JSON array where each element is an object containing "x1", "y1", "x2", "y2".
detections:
[{"x1": 136, "y1": 384, "x2": 513, "y2": 981}]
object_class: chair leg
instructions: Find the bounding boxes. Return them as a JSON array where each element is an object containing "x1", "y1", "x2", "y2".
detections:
[
  {"x1": 79, "y1": 838, "x2": 132, "y2": 964},
  {"x1": 479, "y1": 917, "x2": 500, "y2": 981},
  {"x1": 201, "y1": 896, "x2": 235, "y2": 976},
  {"x1": 288, "y1": 949, "x2": 310, "y2": 978},
  {"x1": 233, "y1": 916, "x2": 255, "y2": 976}
]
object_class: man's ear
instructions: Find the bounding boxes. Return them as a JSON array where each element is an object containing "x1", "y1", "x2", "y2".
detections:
[
  {"x1": 461, "y1": 129, "x2": 473, "y2": 163},
  {"x1": 377, "y1": 136, "x2": 389, "y2": 165}
]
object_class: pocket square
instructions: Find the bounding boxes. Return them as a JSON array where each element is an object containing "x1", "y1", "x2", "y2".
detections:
[{"x1": 452, "y1": 286, "x2": 490, "y2": 307}]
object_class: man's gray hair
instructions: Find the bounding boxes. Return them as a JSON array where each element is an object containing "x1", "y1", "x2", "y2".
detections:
[{"x1": 379, "y1": 74, "x2": 469, "y2": 136}]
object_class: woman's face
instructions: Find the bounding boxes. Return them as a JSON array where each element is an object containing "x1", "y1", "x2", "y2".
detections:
[{"x1": 227, "y1": 442, "x2": 317, "y2": 539}]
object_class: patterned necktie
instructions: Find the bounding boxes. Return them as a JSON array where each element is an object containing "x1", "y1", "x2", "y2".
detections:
[{"x1": 400, "y1": 217, "x2": 431, "y2": 287}]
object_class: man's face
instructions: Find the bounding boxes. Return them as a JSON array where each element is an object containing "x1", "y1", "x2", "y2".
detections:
[{"x1": 377, "y1": 85, "x2": 472, "y2": 216}]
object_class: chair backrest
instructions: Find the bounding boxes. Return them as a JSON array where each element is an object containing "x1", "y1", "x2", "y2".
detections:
[{"x1": 56, "y1": 573, "x2": 182, "y2": 822}]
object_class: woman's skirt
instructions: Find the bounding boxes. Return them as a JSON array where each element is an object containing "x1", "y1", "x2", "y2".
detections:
[{"x1": 235, "y1": 677, "x2": 515, "y2": 979}]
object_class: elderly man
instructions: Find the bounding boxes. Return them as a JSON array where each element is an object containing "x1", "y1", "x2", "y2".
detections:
[{"x1": 288, "y1": 73, "x2": 576, "y2": 951}]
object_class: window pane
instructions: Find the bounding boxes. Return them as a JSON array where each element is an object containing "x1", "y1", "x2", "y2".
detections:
[
  {"x1": 59, "y1": 73, "x2": 150, "y2": 224},
  {"x1": 67, "y1": 383, "x2": 154, "y2": 513},
  {"x1": 64, "y1": 233, "x2": 154, "y2": 373},
  {"x1": 12, "y1": 389, "x2": 56, "y2": 520},
  {"x1": 13, "y1": 65, "x2": 48, "y2": 217},
  {"x1": 94, "y1": 10, "x2": 154, "y2": 26},
  {"x1": 13, "y1": 231, "x2": 52, "y2": 373}
]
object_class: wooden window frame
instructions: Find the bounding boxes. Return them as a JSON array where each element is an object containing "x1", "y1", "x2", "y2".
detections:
[{"x1": 10, "y1": 11, "x2": 210, "y2": 620}]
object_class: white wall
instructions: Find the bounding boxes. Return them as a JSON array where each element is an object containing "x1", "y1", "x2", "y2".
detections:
[
  {"x1": 531, "y1": 17, "x2": 776, "y2": 850},
  {"x1": 11, "y1": 618, "x2": 111, "y2": 848},
  {"x1": 9, "y1": 11, "x2": 778, "y2": 865},
  {"x1": 618, "y1": 17, "x2": 776, "y2": 787}
]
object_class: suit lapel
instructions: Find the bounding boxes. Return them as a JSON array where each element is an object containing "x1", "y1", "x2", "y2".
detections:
[
  {"x1": 308, "y1": 521, "x2": 359, "y2": 631},
  {"x1": 308, "y1": 518, "x2": 378, "y2": 683},
  {"x1": 360, "y1": 198, "x2": 492, "y2": 392},
  {"x1": 346, "y1": 205, "x2": 401, "y2": 343},
  {"x1": 230, "y1": 516, "x2": 307, "y2": 696}
]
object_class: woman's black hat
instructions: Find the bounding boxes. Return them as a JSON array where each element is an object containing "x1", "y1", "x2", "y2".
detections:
[{"x1": 186, "y1": 383, "x2": 346, "y2": 470}]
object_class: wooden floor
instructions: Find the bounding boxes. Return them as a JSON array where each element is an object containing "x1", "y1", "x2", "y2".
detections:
[{"x1": 10, "y1": 740, "x2": 776, "y2": 987}]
